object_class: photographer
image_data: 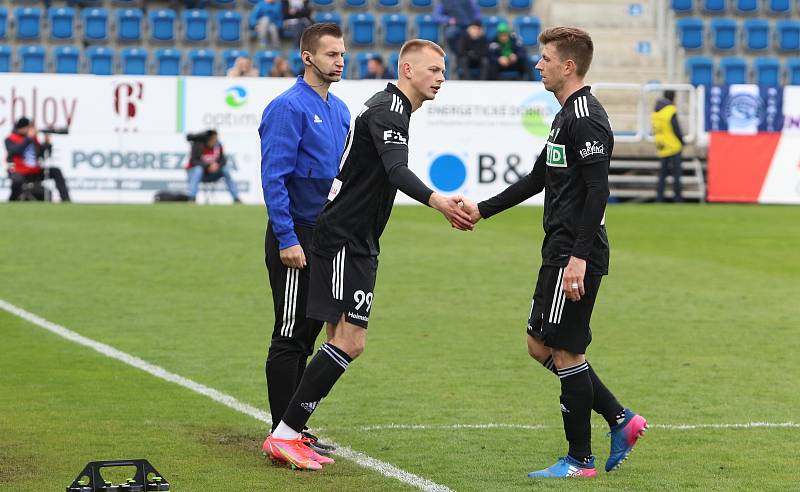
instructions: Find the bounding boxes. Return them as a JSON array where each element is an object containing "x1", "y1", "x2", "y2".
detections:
[
  {"x1": 5, "y1": 117, "x2": 71, "y2": 202},
  {"x1": 186, "y1": 130, "x2": 241, "y2": 203}
]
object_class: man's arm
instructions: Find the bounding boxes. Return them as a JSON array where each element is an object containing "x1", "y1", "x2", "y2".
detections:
[
  {"x1": 217, "y1": 144, "x2": 227, "y2": 167},
  {"x1": 260, "y1": 98, "x2": 304, "y2": 261},
  {"x1": 469, "y1": 149, "x2": 546, "y2": 222},
  {"x1": 5, "y1": 136, "x2": 30, "y2": 157},
  {"x1": 671, "y1": 112, "x2": 684, "y2": 146}
]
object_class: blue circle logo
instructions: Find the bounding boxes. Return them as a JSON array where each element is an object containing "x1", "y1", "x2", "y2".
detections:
[{"x1": 429, "y1": 154, "x2": 467, "y2": 192}]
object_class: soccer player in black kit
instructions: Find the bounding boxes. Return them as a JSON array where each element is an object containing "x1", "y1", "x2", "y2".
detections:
[
  {"x1": 463, "y1": 27, "x2": 648, "y2": 478},
  {"x1": 263, "y1": 39, "x2": 474, "y2": 470}
]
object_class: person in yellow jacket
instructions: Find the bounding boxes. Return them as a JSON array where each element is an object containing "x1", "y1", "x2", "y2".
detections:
[{"x1": 651, "y1": 90, "x2": 684, "y2": 202}]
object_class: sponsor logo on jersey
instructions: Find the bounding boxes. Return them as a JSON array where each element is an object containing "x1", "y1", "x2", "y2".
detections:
[
  {"x1": 383, "y1": 129, "x2": 407, "y2": 145},
  {"x1": 347, "y1": 312, "x2": 370, "y2": 322},
  {"x1": 313, "y1": 114, "x2": 323, "y2": 124},
  {"x1": 327, "y1": 178, "x2": 342, "y2": 201},
  {"x1": 546, "y1": 141, "x2": 567, "y2": 167},
  {"x1": 579, "y1": 140, "x2": 605, "y2": 159},
  {"x1": 300, "y1": 401, "x2": 318, "y2": 413}
]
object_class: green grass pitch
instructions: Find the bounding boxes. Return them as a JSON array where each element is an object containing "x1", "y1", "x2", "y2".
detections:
[{"x1": 1, "y1": 203, "x2": 798, "y2": 491}]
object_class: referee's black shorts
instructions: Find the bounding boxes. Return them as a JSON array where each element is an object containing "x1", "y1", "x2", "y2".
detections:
[
  {"x1": 307, "y1": 246, "x2": 377, "y2": 329},
  {"x1": 265, "y1": 221, "x2": 324, "y2": 357},
  {"x1": 526, "y1": 265, "x2": 603, "y2": 355}
]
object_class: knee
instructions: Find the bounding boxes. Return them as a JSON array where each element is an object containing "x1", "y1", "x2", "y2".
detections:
[
  {"x1": 526, "y1": 336, "x2": 549, "y2": 364},
  {"x1": 551, "y1": 349, "x2": 584, "y2": 369},
  {"x1": 330, "y1": 337, "x2": 365, "y2": 360}
]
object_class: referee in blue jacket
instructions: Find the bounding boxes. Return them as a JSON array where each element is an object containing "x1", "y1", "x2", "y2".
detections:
[{"x1": 259, "y1": 23, "x2": 350, "y2": 453}]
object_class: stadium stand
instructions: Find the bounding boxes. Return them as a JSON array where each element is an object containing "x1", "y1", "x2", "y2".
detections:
[
  {"x1": 15, "y1": 7, "x2": 41, "y2": 40},
  {"x1": 0, "y1": 45, "x2": 10, "y2": 72},
  {"x1": 0, "y1": 8, "x2": 7, "y2": 40},
  {"x1": 49, "y1": 7, "x2": 75, "y2": 41},
  {"x1": 222, "y1": 48, "x2": 249, "y2": 70},
  {"x1": 155, "y1": 47, "x2": 181, "y2": 75},
  {"x1": 753, "y1": 56, "x2": 780, "y2": 85},
  {"x1": 54, "y1": 45, "x2": 80, "y2": 73},
  {"x1": 149, "y1": 9, "x2": 176, "y2": 42},
  {"x1": 19, "y1": 45, "x2": 45, "y2": 73},
  {"x1": 719, "y1": 55, "x2": 747, "y2": 84},
  {"x1": 383, "y1": 14, "x2": 408, "y2": 45},
  {"x1": 256, "y1": 49, "x2": 278, "y2": 76},
  {"x1": 87, "y1": 46, "x2": 114, "y2": 75},
  {"x1": 121, "y1": 47, "x2": 147, "y2": 75},
  {"x1": 83, "y1": 8, "x2": 110, "y2": 42},
  {"x1": 788, "y1": 58, "x2": 800, "y2": 85},
  {"x1": 188, "y1": 48, "x2": 215, "y2": 75},
  {"x1": 117, "y1": 8, "x2": 143, "y2": 42},
  {"x1": 184, "y1": 9, "x2": 210, "y2": 42},
  {"x1": 416, "y1": 14, "x2": 439, "y2": 42},
  {"x1": 217, "y1": 11, "x2": 243, "y2": 43}
]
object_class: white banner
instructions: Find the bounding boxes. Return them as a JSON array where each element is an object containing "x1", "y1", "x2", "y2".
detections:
[{"x1": 1, "y1": 74, "x2": 559, "y2": 205}]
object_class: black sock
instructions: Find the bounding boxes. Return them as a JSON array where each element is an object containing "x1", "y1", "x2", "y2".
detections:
[
  {"x1": 586, "y1": 363, "x2": 625, "y2": 428},
  {"x1": 281, "y1": 343, "x2": 352, "y2": 433},
  {"x1": 541, "y1": 355, "x2": 558, "y2": 375},
  {"x1": 265, "y1": 348, "x2": 303, "y2": 432},
  {"x1": 557, "y1": 361, "x2": 593, "y2": 462}
]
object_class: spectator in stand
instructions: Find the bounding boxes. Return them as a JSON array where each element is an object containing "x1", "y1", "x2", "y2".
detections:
[
  {"x1": 282, "y1": 0, "x2": 313, "y2": 47},
  {"x1": 250, "y1": 0, "x2": 283, "y2": 48},
  {"x1": 186, "y1": 130, "x2": 241, "y2": 203},
  {"x1": 269, "y1": 56, "x2": 297, "y2": 77},
  {"x1": 458, "y1": 21, "x2": 488, "y2": 80},
  {"x1": 228, "y1": 56, "x2": 259, "y2": 77},
  {"x1": 364, "y1": 55, "x2": 392, "y2": 79},
  {"x1": 487, "y1": 22, "x2": 530, "y2": 81},
  {"x1": 433, "y1": 0, "x2": 481, "y2": 56},
  {"x1": 651, "y1": 90, "x2": 685, "y2": 203},
  {"x1": 5, "y1": 117, "x2": 71, "y2": 202}
]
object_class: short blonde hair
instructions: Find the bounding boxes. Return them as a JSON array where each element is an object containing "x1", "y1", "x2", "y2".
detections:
[{"x1": 398, "y1": 39, "x2": 445, "y2": 59}]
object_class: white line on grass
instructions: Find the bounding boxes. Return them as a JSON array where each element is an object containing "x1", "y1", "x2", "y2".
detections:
[
  {"x1": 317, "y1": 422, "x2": 800, "y2": 432},
  {"x1": 0, "y1": 299, "x2": 453, "y2": 492}
]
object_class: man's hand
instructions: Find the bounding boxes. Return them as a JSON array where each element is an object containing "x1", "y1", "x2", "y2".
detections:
[
  {"x1": 280, "y1": 244, "x2": 307, "y2": 269},
  {"x1": 460, "y1": 197, "x2": 482, "y2": 225},
  {"x1": 562, "y1": 256, "x2": 586, "y2": 302},
  {"x1": 208, "y1": 162, "x2": 220, "y2": 173},
  {"x1": 26, "y1": 127, "x2": 37, "y2": 139},
  {"x1": 498, "y1": 56, "x2": 510, "y2": 67},
  {"x1": 509, "y1": 53, "x2": 518, "y2": 63},
  {"x1": 429, "y1": 192, "x2": 474, "y2": 231}
]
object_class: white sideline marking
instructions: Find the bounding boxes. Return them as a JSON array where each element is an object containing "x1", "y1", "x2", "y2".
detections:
[
  {"x1": 318, "y1": 422, "x2": 800, "y2": 432},
  {"x1": 0, "y1": 299, "x2": 453, "y2": 492}
]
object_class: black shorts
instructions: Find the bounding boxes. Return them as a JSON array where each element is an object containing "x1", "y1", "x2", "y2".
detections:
[
  {"x1": 526, "y1": 266, "x2": 603, "y2": 355},
  {"x1": 307, "y1": 246, "x2": 378, "y2": 329}
]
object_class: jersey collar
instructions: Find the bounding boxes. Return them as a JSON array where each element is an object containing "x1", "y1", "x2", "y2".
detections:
[
  {"x1": 386, "y1": 83, "x2": 412, "y2": 114},
  {"x1": 295, "y1": 76, "x2": 334, "y2": 105},
  {"x1": 563, "y1": 85, "x2": 592, "y2": 107}
]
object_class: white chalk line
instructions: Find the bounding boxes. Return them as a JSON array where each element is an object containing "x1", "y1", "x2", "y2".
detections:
[
  {"x1": 0, "y1": 299, "x2": 453, "y2": 492},
  {"x1": 317, "y1": 422, "x2": 800, "y2": 432}
]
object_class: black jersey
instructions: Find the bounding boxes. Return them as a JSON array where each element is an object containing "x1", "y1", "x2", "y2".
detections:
[
  {"x1": 312, "y1": 84, "x2": 414, "y2": 258},
  {"x1": 479, "y1": 86, "x2": 613, "y2": 275}
]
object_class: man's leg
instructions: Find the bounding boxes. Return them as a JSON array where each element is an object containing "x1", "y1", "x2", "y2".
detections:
[
  {"x1": 552, "y1": 349, "x2": 593, "y2": 464},
  {"x1": 187, "y1": 166, "x2": 204, "y2": 200},
  {"x1": 671, "y1": 153, "x2": 683, "y2": 202},
  {"x1": 45, "y1": 167, "x2": 70, "y2": 202},
  {"x1": 656, "y1": 158, "x2": 669, "y2": 202},
  {"x1": 9, "y1": 173, "x2": 24, "y2": 201},
  {"x1": 220, "y1": 167, "x2": 240, "y2": 202}
]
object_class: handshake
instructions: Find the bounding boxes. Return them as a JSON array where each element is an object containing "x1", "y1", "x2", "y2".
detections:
[{"x1": 428, "y1": 193, "x2": 482, "y2": 231}]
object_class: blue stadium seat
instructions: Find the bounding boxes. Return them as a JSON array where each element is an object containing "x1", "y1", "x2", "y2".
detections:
[
  {"x1": 672, "y1": 0, "x2": 694, "y2": 12},
  {"x1": 217, "y1": 11, "x2": 242, "y2": 42},
  {"x1": 183, "y1": 10, "x2": 209, "y2": 42},
  {"x1": 410, "y1": 0, "x2": 432, "y2": 8},
  {"x1": 720, "y1": 56, "x2": 747, "y2": 84},
  {"x1": 787, "y1": 58, "x2": 800, "y2": 85},
  {"x1": 416, "y1": 14, "x2": 439, "y2": 42},
  {"x1": 87, "y1": 46, "x2": 114, "y2": 75},
  {"x1": 48, "y1": 7, "x2": 75, "y2": 40},
  {"x1": 15, "y1": 7, "x2": 41, "y2": 40},
  {"x1": 341, "y1": 52, "x2": 351, "y2": 78},
  {"x1": 345, "y1": 0, "x2": 368, "y2": 8},
  {"x1": 677, "y1": 17, "x2": 704, "y2": 50},
  {"x1": 734, "y1": 0, "x2": 758, "y2": 14},
  {"x1": 686, "y1": 56, "x2": 713, "y2": 85},
  {"x1": 214, "y1": 0, "x2": 236, "y2": 5},
  {"x1": 753, "y1": 57, "x2": 780, "y2": 86},
  {"x1": 349, "y1": 13, "x2": 375, "y2": 45},
  {"x1": 767, "y1": 0, "x2": 790, "y2": 15},
  {"x1": 0, "y1": 8, "x2": 7, "y2": 39},
  {"x1": 515, "y1": 16, "x2": 540, "y2": 47},
  {"x1": 155, "y1": 48, "x2": 181, "y2": 75},
  {"x1": 0, "y1": 46, "x2": 10, "y2": 72},
  {"x1": 112, "y1": 0, "x2": 139, "y2": 4},
  {"x1": 19, "y1": 45, "x2": 45, "y2": 72},
  {"x1": 288, "y1": 51, "x2": 304, "y2": 75},
  {"x1": 478, "y1": 0, "x2": 498, "y2": 8},
  {"x1": 53, "y1": 45, "x2": 79, "y2": 73},
  {"x1": 222, "y1": 48, "x2": 249, "y2": 71},
  {"x1": 188, "y1": 48, "x2": 215, "y2": 76},
  {"x1": 389, "y1": 52, "x2": 399, "y2": 77},
  {"x1": 743, "y1": 19, "x2": 769, "y2": 51},
  {"x1": 710, "y1": 18, "x2": 737, "y2": 50},
  {"x1": 483, "y1": 15, "x2": 508, "y2": 41},
  {"x1": 314, "y1": 12, "x2": 342, "y2": 25},
  {"x1": 121, "y1": 47, "x2": 147, "y2": 75},
  {"x1": 702, "y1": 0, "x2": 727, "y2": 14},
  {"x1": 383, "y1": 14, "x2": 407, "y2": 45},
  {"x1": 149, "y1": 9, "x2": 176, "y2": 42},
  {"x1": 378, "y1": 0, "x2": 400, "y2": 8},
  {"x1": 529, "y1": 53, "x2": 541, "y2": 80},
  {"x1": 312, "y1": 0, "x2": 336, "y2": 7},
  {"x1": 82, "y1": 8, "x2": 108, "y2": 42},
  {"x1": 356, "y1": 51, "x2": 376, "y2": 78},
  {"x1": 508, "y1": 0, "x2": 531, "y2": 10},
  {"x1": 776, "y1": 20, "x2": 800, "y2": 52},
  {"x1": 256, "y1": 50, "x2": 279, "y2": 76},
  {"x1": 117, "y1": 8, "x2": 142, "y2": 42}
]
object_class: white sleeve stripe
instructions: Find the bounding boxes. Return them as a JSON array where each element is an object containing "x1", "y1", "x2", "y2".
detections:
[{"x1": 581, "y1": 96, "x2": 589, "y2": 118}]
